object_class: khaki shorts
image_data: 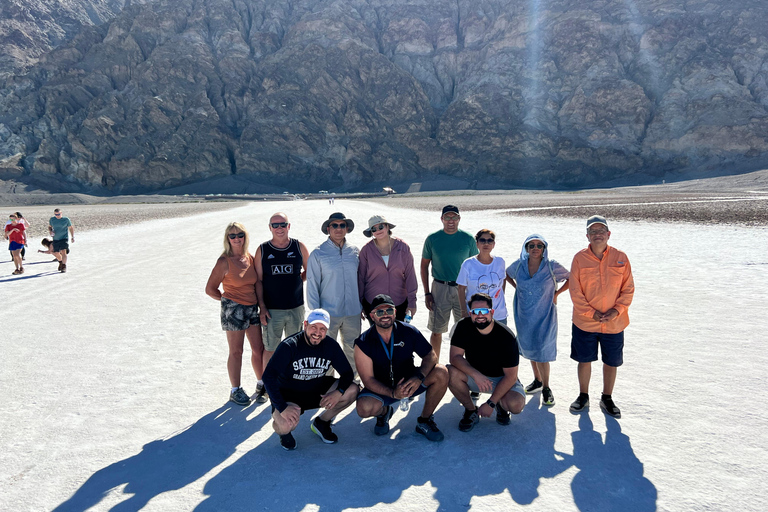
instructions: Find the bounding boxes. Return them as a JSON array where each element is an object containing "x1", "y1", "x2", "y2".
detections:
[
  {"x1": 427, "y1": 280, "x2": 463, "y2": 334},
  {"x1": 262, "y1": 305, "x2": 305, "y2": 351}
]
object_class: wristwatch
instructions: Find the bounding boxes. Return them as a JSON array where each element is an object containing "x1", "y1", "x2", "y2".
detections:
[{"x1": 485, "y1": 399, "x2": 496, "y2": 409}]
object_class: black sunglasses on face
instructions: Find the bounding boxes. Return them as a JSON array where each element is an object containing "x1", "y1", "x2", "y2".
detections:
[
  {"x1": 330, "y1": 223, "x2": 347, "y2": 229},
  {"x1": 271, "y1": 222, "x2": 289, "y2": 228},
  {"x1": 477, "y1": 238, "x2": 495, "y2": 244},
  {"x1": 527, "y1": 243, "x2": 545, "y2": 250},
  {"x1": 370, "y1": 223, "x2": 387, "y2": 233},
  {"x1": 373, "y1": 307, "x2": 395, "y2": 317},
  {"x1": 228, "y1": 233, "x2": 245, "y2": 239}
]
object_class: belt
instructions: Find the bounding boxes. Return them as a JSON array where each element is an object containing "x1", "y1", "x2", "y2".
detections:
[{"x1": 434, "y1": 279, "x2": 458, "y2": 287}]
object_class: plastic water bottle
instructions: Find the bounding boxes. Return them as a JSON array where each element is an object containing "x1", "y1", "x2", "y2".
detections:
[
  {"x1": 399, "y1": 398, "x2": 410, "y2": 411},
  {"x1": 404, "y1": 314, "x2": 412, "y2": 323}
]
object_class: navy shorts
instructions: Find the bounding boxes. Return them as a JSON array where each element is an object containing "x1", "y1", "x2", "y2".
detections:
[
  {"x1": 271, "y1": 376, "x2": 338, "y2": 413},
  {"x1": 359, "y1": 383, "x2": 427, "y2": 407},
  {"x1": 9, "y1": 241, "x2": 24, "y2": 251},
  {"x1": 570, "y1": 324, "x2": 624, "y2": 367},
  {"x1": 52, "y1": 239, "x2": 69, "y2": 253}
]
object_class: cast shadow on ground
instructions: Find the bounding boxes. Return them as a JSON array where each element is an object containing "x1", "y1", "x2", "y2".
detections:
[
  {"x1": 52, "y1": 403, "x2": 273, "y2": 512},
  {"x1": 0, "y1": 270, "x2": 60, "y2": 282}
]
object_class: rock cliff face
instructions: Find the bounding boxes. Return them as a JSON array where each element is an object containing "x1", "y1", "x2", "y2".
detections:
[{"x1": 1, "y1": 0, "x2": 767, "y2": 192}]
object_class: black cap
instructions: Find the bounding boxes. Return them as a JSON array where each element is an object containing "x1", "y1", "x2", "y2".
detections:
[
  {"x1": 442, "y1": 205, "x2": 459, "y2": 215},
  {"x1": 370, "y1": 294, "x2": 396, "y2": 310}
]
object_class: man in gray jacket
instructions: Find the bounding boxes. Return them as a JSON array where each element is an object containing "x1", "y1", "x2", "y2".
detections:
[{"x1": 307, "y1": 212, "x2": 362, "y2": 373}]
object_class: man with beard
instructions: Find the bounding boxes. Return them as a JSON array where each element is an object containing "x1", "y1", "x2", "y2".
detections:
[
  {"x1": 447, "y1": 293, "x2": 526, "y2": 432},
  {"x1": 354, "y1": 294, "x2": 449, "y2": 442},
  {"x1": 263, "y1": 309, "x2": 359, "y2": 451}
]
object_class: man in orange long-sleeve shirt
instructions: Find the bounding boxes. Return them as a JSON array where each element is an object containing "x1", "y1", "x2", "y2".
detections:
[{"x1": 568, "y1": 215, "x2": 634, "y2": 418}]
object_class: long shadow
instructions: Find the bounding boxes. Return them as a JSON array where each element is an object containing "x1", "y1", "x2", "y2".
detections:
[
  {"x1": 53, "y1": 403, "x2": 272, "y2": 512},
  {"x1": 571, "y1": 414, "x2": 658, "y2": 511},
  {"x1": 0, "y1": 270, "x2": 60, "y2": 282}
]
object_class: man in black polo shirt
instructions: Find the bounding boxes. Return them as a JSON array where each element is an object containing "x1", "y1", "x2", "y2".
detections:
[
  {"x1": 263, "y1": 309, "x2": 358, "y2": 451},
  {"x1": 255, "y1": 212, "x2": 310, "y2": 402},
  {"x1": 447, "y1": 293, "x2": 526, "y2": 431},
  {"x1": 354, "y1": 294, "x2": 449, "y2": 442}
]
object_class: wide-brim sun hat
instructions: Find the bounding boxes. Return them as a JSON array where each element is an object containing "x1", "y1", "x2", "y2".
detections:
[
  {"x1": 321, "y1": 212, "x2": 355, "y2": 234},
  {"x1": 363, "y1": 215, "x2": 396, "y2": 237}
]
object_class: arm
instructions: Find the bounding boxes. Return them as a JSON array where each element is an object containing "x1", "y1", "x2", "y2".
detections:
[
  {"x1": 68, "y1": 223, "x2": 75, "y2": 242},
  {"x1": 299, "y1": 241, "x2": 310, "y2": 282},
  {"x1": 479, "y1": 365, "x2": 518, "y2": 418},
  {"x1": 204, "y1": 257, "x2": 228, "y2": 300},
  {"x1": 449, "y1": 346, "x2": 492, "y2": 393},
  {"x1": 553, "y1": 280, "x2": 570, "y2": 305},
  {"x1": 354, "y1": 345, "x2": 395, "y2": 397},
  {"x1": 305, "y1": 250, "x2": 322, "y2": 309},
  {"x1": 254, "y1": 246, "x2": 270, "y2": 324},
  {"x1": 48, "y1": 223, "x2": 54, "y2": 236},
  {"x1": 420, "y1": 257, "x2": 434, "y2": 311},
  {"x1": 457, "y1": 285, "x2": 469, "y2": 317},
  {"x1": 397, "y1": 347, "x2": 437, "y2": 398},
  {"x1": 568, "y1": 255, "x2": 598, "y2": 321},
  {"x1": 357, "y1": 244, "x2": 369, "y2": 305},
  {"x1": 262, "y1": 344, "x2": 292, "y2": 413},
  {"x1": 602, "y1": 259, "x2": 634, "y2": 322},
  {"x1": 402, "y1": 244, "x2": 418, "y2": 315},
  {"x1": 322, "y1": 341, "x2": 355, "y2": 409}
]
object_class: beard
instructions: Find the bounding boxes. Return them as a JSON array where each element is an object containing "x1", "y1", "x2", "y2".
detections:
[
  {"x1": 472, "y1": 318, "x2": 491, "y2": 329},
  {"x1": 373, "y1": 316, "x2": 394, "y2": 329}
]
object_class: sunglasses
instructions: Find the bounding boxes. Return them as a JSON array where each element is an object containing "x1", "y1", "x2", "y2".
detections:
[
  {"x1": 588, "y1": 229, "x2": 608, "y2": 236},
  {"x1": 270, "y1": 222, "x2": 289, "y2": 228},
  {"x1": 330, "y1": 223, "x2": 347, "y2": 229},
  {"x1": 370, "y1": 223, "x2": 387, "y2": 233},
  {"x1": 54, "y1": 213, "x2": 62, "y2": 216},
  {"x1": 443, "y1": 215, "x2": 460, "y2": 221},
  {"x1": 477, "y1": 238, "x2": 495, "y2": 244},
  {"x1": 527, "y1": 243, "x2": 545, "y2": 250},
  {"x1": 228, "y1": 233, "x2": 245, "y2": 239},
  {"x1": 469, "y1": 308, "x2": 491, "y2": 315},
  {"x1": 373, "y1": 307, "x2": 395, "y2": 317}
]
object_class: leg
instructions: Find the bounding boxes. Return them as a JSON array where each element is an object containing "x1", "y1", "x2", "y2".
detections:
[
  {"x1": 537, "y1": 362, "x2": 551, "y2": 388},
  {"x1": 318, "y1": 384, "x2": 359, "y2": 422},
  {"x1": 53, "y1": 250, "x2": 63, "y2": 262},
  {"x1": 531, "y1": 360, "x2": 541, "y2": 381},
  {"x1": 577, "y1": 362, "x2": 591, "y2": 394},
  {"x1": 60, "y1": 247, "x2": 68, "y2": 266},
  {"x1": 356, "y1": 395, "x2": 387, "y2": 418},
  {"x1": 11, "y1": 249, "x2": 22, "y2": 270},
  {"x1": 447, "y1": 365, "x2": 473, "y2": 409},
  {"x1": 500, "y1": 387, "x2": 526, "y2": 415},
  {"x1": 245, "y1": 323, "x2": 265, "y2": 379},
  {"x1": 272, "y1": 404, "x2": 301, "y2": 435},
  {"x1": 602, "y1": 364, "x2": 617, "y2": 395},
  {"x1": 420, "y1": 364, "x2": 449, "y2": 418},
  {"x1": 429, "y1": 332, "x2": 443, "y2": 363},
  {"x1": 225, "y1": 330, "x2": 246, "y2": 388},
  {"x1": 338, "y1": 315, "x2": 361, "y2": 375}
]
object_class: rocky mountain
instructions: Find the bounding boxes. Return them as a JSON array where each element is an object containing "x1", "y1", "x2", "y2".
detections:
[{"x1": 1, "y1": 0, "x2": 767, "y2": 193}]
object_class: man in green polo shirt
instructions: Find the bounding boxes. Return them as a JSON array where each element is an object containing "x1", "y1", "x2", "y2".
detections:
[
  {"x1": 420, "y1": 205, "x2": 478, "y2": 362},
  {"x1": 48, "y1": 208, "x2": 75, "y2": 273}
]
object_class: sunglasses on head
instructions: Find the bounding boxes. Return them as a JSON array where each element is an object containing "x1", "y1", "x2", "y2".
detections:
[
  {"x1": 370, "y1": 223, "x2": 387, "y2": 233},
  {"x1": 469, "y1": 308, "x2": 491, "y2": 315},
  {"x1": 270, "y1": 222, "x2": 289, "y2": 228},
  {"x1": 373, "y1": 307, "x2": 395, "y2": 317},
  {"x1": 228, "y1": 232, "x2": 245, "y2": 239},
  {"x1": 527, "y1": 243, "x2": 545, "y2": 250},
  {"x1": 330, "y1": 222, "x2": 347, "y2": 229},
  {"x1": 477, "y1": 238, "x2": 495, "y2": 244}
]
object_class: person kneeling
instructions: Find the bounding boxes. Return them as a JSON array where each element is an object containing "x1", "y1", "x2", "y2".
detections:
[
  {"x1": 354, "y1": 294, "x2": 449, "y2": 442},
  {"x1": 448, "y1": 293, "x2": 526, "y2": 431},
  {"x1": 263, "y1": 309, "x2": 358, "y2": 451}
]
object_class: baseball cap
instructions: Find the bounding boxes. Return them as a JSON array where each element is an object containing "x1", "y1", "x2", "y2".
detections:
[
  {"x1": 442, "y1": 205, "x2": 459, "y2": 216},
  {"x1": 370, "y1": 294, "x2": 396, "y2": 310},
  {"x1": 306, "y1": 309, "x2": 330, "y2": 329},
  {"x1": 586, "y1": 215, "x2": 609, "y2": 230}
]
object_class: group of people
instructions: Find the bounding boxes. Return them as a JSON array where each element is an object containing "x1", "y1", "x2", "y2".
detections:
[
  {"x1": 4, "y1": 208, "x2": 74, "y2": 275},
  {"x1": 206, "y1": 206, "x2": 634, "y2": 450}
]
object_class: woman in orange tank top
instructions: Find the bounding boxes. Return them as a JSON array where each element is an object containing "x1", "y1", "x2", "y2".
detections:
[{"x1": 205, "y1": 222, "x2": 267, "y2": 406}]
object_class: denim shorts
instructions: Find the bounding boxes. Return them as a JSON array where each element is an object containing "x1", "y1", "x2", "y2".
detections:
[
  {"x1": 467, "y1": 375, "x2": 525, "y2": 398},
  {"x1": 570, "y1": 324, "x2": 624, "y2": 367}
]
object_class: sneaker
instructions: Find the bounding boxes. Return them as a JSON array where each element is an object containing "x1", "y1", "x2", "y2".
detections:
[
  {"x1": 569, "y1": 393, "x2": 589, "y2": 412},
  {"x1": 469, "y1": 391, "x2": 480, "y2": 401},
  {"x1": 229, "y1": 387, "x2": 251, "y2": 406},
  {"x1": 415, "y1": 415, "x2": 444, "y2": 442},
  {"x1": 600, "y1": 394, "x2": 621, "y2": 419},
  {"x1": 279, "y1": 433, "x2": 297, "y2": 451},
  {"x1": 60, "y1": 263, "x2": 67, "y2": 273},
  {"x1": 374, "y1": 405, "x2": 394, "y2": 436},
  {"x1": 458, "y1": 408, "x2": 479, "y2": 432},
  {"x1": 525, "y1": 379, "x2": 543, "y2": 394},
  {"x1": 311, "y1": 417, "x2": 338, "y2": 444},
  {"x1": 18, "y1": 267, "x2": 24, "y2": 274},
  {"x1": 542, "y1": 387, "x2": 555, "y2": 406},
  {"x1": 496, "y1": 406, "x2": 511, "y2": 426},
  {"x1": 12, "y1": 269, "x2": 20, "y2": 275},
  {"x1": 252, "y1": 384, "x2": 268, "y2": 404},
  {"x1": 57, "y1": 261, "x2": 63, "y2": 272}
]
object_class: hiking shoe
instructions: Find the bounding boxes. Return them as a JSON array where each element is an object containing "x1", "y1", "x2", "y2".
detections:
[
  {"x1": 12, "y1": 269, "x2": 20, "y2": 275},
  {"x1": 496, "y1": 406, "x2": 511, "y2": 426},
  {"x1": 569, "y1": 393, "x2": 589, "y2": 412},
  {"x1": 470, "y1": 391, "x2": 480, "y2": 401},
  {"x1": 279, "y1": 433, "x2": 297, "y2": 451},
  {"x1": 600, "y1": 394, "x2": 621, "y2": 419},
  {"x1": 458, "y1": 408, "x2": 479, "y2": 432},
  {"x1": 374, "y1": 405, "x2": 394, "y2": 436},
  {"x1": 525, "y1": 379, "x2": 543, "y2": 394},
  {"x1": 311, "y1": 417, "x2": 338, "y2": 444},
  {"x1": 415, "y1": 415, "x2": 444, "y2": 442},
  {"x1": 252, "y1": 384, "x2": 268, "y2": 404},
  {"x1": 18, "y1": 267, "x2": 24, "y2": 274},
  {"x1": 542, "y1": 387, "x2": 555, "y2": 406},
  {"x1": 60, "y1": 263, "x2": 67, "y2": 273},
  {"x1": 57, "y1": 261, "x2": 63, "y2": 271},
  {"x1": 229, "y1": 387, "x2": 251, "y2": 406}
]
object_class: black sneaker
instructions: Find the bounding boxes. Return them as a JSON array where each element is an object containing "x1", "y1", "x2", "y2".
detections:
[
  {"x1": 569, "y1": 393, "x2": 589, "y2": 412},
  {"x1": 229, "y1": 387, "x2": 250, "y2": 406},
  {"x1": 496, "y1": 406, "x2": 511, "y2": 426},
  {"x1": 600, "y1": 394, "x2": 621, "y2": 418},
  {"x1": 279, "y1": 433, "x2": 297, "y2": 451},
  {"x1": 374, "y1": 405, "x2": 394, "y2": 436},
  {"x1": 470, "y1": 391, "x2": 480, "y2": 401},
  {"x1": 252, "y1": 384, "x2": 268, "y2": 404},
  {"x1": 542, "y1": 387, "x2": 555, "y2": 406},
  {"x1": 525, "y1": 379, "x2": 543, "y2": 394},
  {"x1": 415, "y1": 415, "x2": 444, "y2": 442},
  {"x1": 311, "y1": 417, "x2": 338, "y2": 444},
  {"x1": 458, "y1": 408, "x2": 479, "y2": 432}
]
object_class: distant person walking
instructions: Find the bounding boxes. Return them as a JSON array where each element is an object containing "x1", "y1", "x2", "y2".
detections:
[
  {"x1": 506, "y1": 234, "x2": 570, "y2": 406},
  {"x1": 568, "y1": 216, "x2": 634, "y2": 418},
  {"x1": 5, "y1": 212, "x2": 29, "y2": 260},
  {"x1": 306, "y1": 212, "x2": 362, "y2": 373},
  {"x1": 420, "y1": 205, "x2": 478, "y2": 361},
  {"x1": 254, "y1": 212, "x2": 310, "y2": 402},
  {"x1": 48, "y1": 208, "x2": 74, "y2": 273},
  {"x1": 205, "y1": 222, "x2": 266, "y2": 406},
  {"x1": 4, "y1": 213, "x2": 26, "y2": 275}
]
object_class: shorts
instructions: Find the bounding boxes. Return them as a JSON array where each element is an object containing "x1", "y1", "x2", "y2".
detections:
[
  {"x1": 220, "y1": 297, "x2": 260, "y2": 331},
  {"x1": 427, "y1": 280, "x2": 463, "y2": 334},
  {"x1": 467, "y1": 375, "x2": 525, "y2": 398},
  {"x1": 9, "y1": 241, "x2": 23, "y2": 251},
  {"x1": 262, "y1": 305, "x2": 305, "y2": 351},
  {"x1": 570, "y1": 324, "x2": 624, "y2": 367},
  {"x1": 270, "y1": 376, "x2": 338, "y2": 413},
  {"x1": 359, "y1": 383, "x2": 427, "y2": 407},
  {"x1": 52, "y1": 239, "x2": 69, "y2": 253}
]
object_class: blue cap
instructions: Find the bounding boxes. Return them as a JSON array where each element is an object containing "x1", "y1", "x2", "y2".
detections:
[{"x1": 306, "y1": 309, "x2": 330, "y2": 329}]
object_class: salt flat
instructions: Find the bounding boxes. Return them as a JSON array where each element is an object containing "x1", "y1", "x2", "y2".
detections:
[{"x1": 1, "y1": 198, "x2": 766, "y2": 511}]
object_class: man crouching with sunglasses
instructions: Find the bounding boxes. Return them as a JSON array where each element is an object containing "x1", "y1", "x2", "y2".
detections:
[
  {"x1": 354, "y1": 294, "x2": 449, "y2": 442},
  {"x1": 447, "y1": 293, "x2": 526, "y2": 432}
]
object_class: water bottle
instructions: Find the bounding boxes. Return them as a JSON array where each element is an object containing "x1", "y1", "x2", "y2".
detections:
[
  {"x1": 399, "y1": 398, "x2": 410, "y2": 411},
  {"x1": 404, "y1": 313, "x2": 412, "y2": 323}
]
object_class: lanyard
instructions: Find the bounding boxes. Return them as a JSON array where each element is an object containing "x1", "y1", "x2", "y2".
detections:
[{"x1": 378, "y1": 333, "x2": 395, "y2": 387}]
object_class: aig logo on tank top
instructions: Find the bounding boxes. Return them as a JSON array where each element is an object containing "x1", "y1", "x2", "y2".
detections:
[{"x1": 271, "y1": 264, "x2": 293, "y2": 275}]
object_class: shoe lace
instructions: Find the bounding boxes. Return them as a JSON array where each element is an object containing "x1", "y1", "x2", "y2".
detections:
[{"x1": 423, "y1": 416, "x2": 439, "y2": 431}]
